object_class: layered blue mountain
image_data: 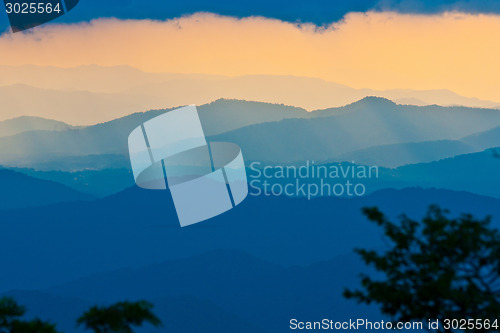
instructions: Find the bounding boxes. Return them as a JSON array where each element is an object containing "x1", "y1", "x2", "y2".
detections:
[
  {"x1": 213, "y1": 98, "x2": 500, "y2": 162},
  {"x1": 0, "y1": 187, "x2": 499, "y2": 332},
  {"x1": 7, "y1": 167, "x2": 134, "y2": 197},
  {"x1": 336, "y1": 140, "x2": 475, "y2": 168},
  {"x1": 0, "y1": 100, "x2": 307, "y2": 168},
  {"x1": 388, "y1": 147, "x2": 500, "y2": 198},
  {"x1": 3, "y1": 98, "x2": 500, "y2": 170},
  {"x1": 2, "y1": 98, "x2": 500, "y2": 331},
  {"x1": 0, "y1": 169, "x2": 94, "y2": 210},
  {"x1": 5, "y1": 251, "x2": 376, "y2": 333},
  {"x1": 5, "y1": 144, "x2": 497, "y2": 211},
  {"x1": 2, "y1": 289, "x2": 263, "y2": 333},
  {"x1": 248, "y1": 147, "x2": 500, "y2": 198},
  {"x1": 463, "y1": 124, "x2": 500, "y2": 150},
  {"x1": 0, "y1": 186, "x2": 498, "y2": 292},
  {"x1": 0, "y1": 116, "x2": 74, "y2": 138}
]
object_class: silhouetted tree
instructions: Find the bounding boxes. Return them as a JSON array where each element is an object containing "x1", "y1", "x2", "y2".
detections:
[
  {"x1": 77, "y1": 301, "x2": 161, "y2": 333},
  {"x1": 0, "y1": 298, "x2": 24, "y2": 333},
  {"x1": 0, "y1": 297, "x2": 59, "y2": 333},
  {"x1": 344, "y1": 205, "x2": 500, "y2": 332},
  {"x1": 10, "y1": 319, "x2": 59, "y2": 333}
]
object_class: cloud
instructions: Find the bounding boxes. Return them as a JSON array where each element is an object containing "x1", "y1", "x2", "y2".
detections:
[
  {"x1": 1, "y1": 12, "x2": 500, "y2": 102},
  {"x1": 2, "y1": 0, "x2": 500, "y2": 31}
]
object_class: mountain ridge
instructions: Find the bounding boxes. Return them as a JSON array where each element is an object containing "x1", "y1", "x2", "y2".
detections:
[
  {"x1": 1, "y1": 64, "x2": 499, "y2": 124},
  {"x1": 0, "y1": 185, "x2": 498, "y2": 291},
  {"x1": 0, "y1": 116, "x2": 74, "y2": 138},
  {"x1": 3, "y1": 98, "x2": 500, "y2": 169},
  {"x1": 0, "y1": 169, "x2": 95, "y2": 210}
]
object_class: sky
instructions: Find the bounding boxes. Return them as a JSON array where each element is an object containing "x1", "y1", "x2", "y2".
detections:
[
  {"x1": 1, "y1": 0, "x2": 500, "y2": 104},
  {"x1": 4, "y1": 0, "x2": 500, "y2": 29}
]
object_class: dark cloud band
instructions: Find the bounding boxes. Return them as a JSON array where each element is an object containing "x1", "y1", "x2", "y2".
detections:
[{"x1": 2, "y1": 0, "x2": 500, "y2": 33}]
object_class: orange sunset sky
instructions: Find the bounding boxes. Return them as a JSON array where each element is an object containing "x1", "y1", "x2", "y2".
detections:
[{"x1": 0, "y1": 11, "x2": 499, "y2": 102}]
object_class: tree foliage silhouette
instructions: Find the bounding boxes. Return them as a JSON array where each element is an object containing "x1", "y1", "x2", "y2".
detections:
[
  {"x1": 10, "y1": 319, "x2": 59, "y2": 333},
  {"x1": 0, "y1": 297, "x2": 59, "y2": 333},
  {"x1": 344, "y1": 205, "x2": 500, "y2": 332},
  {"x1": 77, "y1": 300, "x2": 161, "y2": 333}
]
